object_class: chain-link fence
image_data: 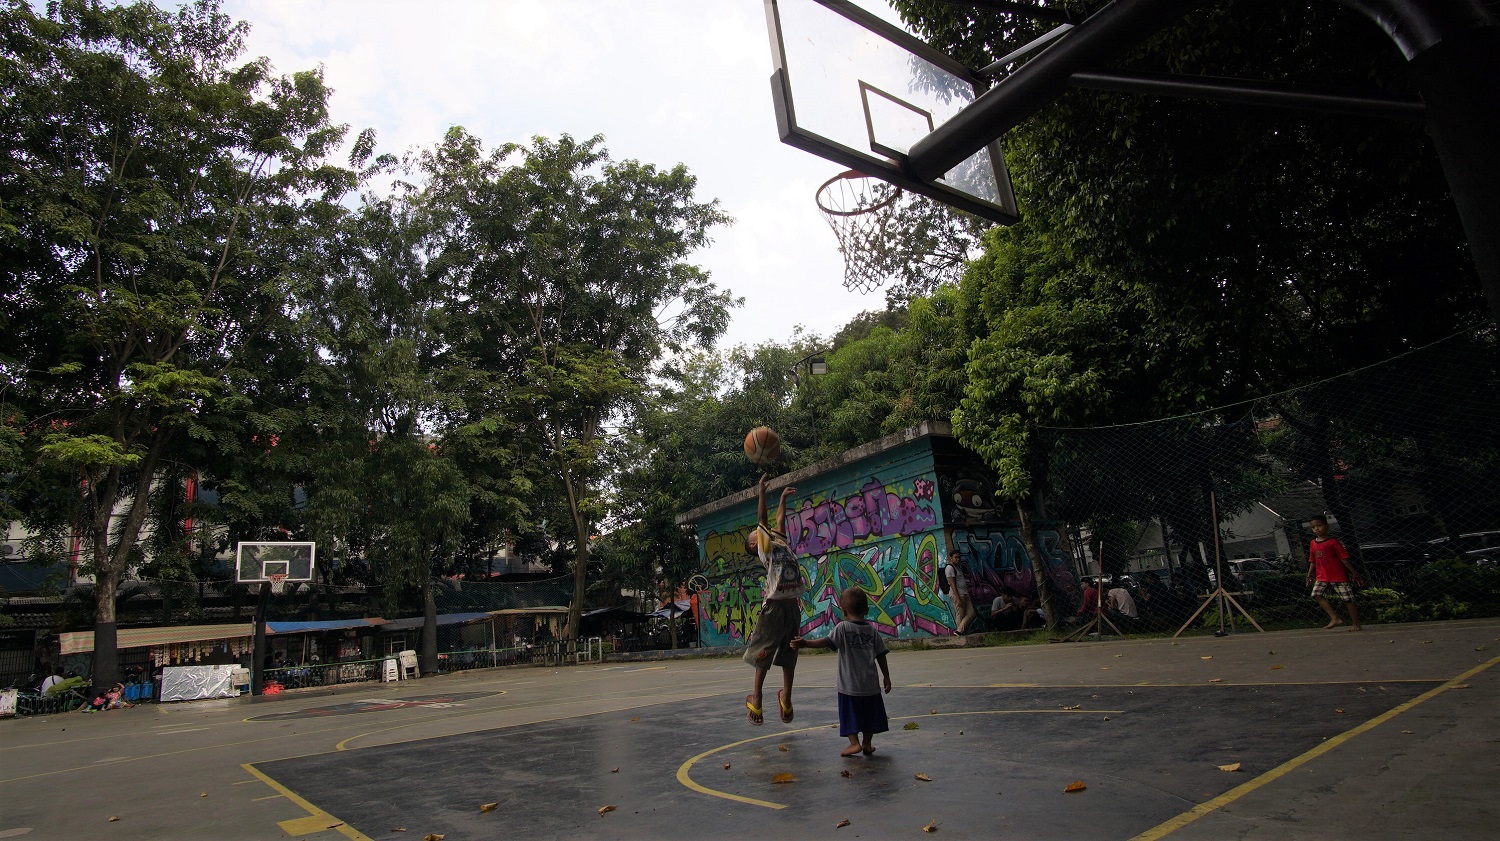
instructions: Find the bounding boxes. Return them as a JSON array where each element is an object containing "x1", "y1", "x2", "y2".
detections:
[{"x1": 1039, "y1": 326, "x2": 1500, "y2": 633}]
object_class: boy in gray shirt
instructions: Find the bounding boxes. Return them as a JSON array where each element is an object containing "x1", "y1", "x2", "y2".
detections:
[{"x1": 793, "y1": 587, "x2": 893, "y2": 756}]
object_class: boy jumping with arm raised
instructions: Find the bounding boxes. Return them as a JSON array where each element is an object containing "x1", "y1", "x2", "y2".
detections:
[{"x1": 743, "y1": 473, "x2": 805, "y2": 725}]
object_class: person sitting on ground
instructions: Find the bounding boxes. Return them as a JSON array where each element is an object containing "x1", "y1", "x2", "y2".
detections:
[
  {"x1": 1108, "y1": 580, "x2": 1139, "y2": 624},
  {"x1": 989, "y1": 589, "x2": 1022, "y2": 631},
  {"x1": 1078, "y1": 579, "x2": 1103, "y2": 620},
  {"x1": 104, "y1": 683, "x2": 133, "y2": 710}
]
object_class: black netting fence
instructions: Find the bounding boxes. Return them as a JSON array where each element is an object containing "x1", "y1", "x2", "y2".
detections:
[{"x1": 1039, "y1": 326, "x2": 1500, "y2": 633}]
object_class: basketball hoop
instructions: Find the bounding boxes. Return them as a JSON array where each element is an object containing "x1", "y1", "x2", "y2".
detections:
[
  {"x1": 816, "y1": 170, "x2": 903, "y2": 294},
  {"x1": 268, "y1": 572, "x2": 287, "y2": 595}
]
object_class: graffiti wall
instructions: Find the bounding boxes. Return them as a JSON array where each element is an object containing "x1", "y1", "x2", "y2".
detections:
[
  {"x1": 935, "y1": 441, "x2": 1084, "y2": 630},
  {"x1": 695, "y1": 440, "x2": 950, "y2": 647},
  {"x1": 688, "y1": 427, "x2": 1084, "y2": 646}
]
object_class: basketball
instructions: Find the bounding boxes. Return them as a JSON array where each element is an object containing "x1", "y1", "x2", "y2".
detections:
[{"x1": 744, "y1": 426, "x2": 780, "y2": 465}]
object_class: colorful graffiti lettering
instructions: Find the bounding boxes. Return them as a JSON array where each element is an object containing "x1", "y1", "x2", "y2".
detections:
[
  {"x1": 948, "y1": 524, "x2": 1082, "y2": 629},
  {"x1": 783, "y1": 478, "x2": 937, "y2": 556}
]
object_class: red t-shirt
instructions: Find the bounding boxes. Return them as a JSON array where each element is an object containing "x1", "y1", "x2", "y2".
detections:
[{"x1": 1308, "y1": 537, "x2": 1351, "y2": 582}]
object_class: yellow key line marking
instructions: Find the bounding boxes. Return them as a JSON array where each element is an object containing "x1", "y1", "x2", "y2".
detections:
[
  {"x1": 677, "y1": 709, "x2": 1123, "y2": 810},
  {"x1": 242, "y1": 762, "x2": 372, "y2": 840},
  {"x1": 1130, "y1": 654, "x2": 1500, "y2": 840}
]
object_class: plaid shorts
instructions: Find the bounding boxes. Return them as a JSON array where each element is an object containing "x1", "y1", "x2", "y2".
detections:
[{"x1": 1311, "y1": 580, "x2": 1355, "y2": 601}]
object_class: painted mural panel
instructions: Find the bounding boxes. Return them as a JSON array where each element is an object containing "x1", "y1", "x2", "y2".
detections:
[
  {"x1": 934, "y1": 441, "x2": 1084, "y2": 628},
  {"x1": 695, "y1": 441, "x2": 950, "y2": 647}
]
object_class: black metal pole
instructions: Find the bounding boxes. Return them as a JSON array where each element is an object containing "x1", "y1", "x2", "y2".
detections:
[
  {"x1": 907, "y1": 0, "x2": 1195, "y2": 181},
  {"x1": 250, "y1": 582, "x2": 270, "y2": 696},
  {"x1": 1405, "y1": 24, "x2": 1500, "y2": 326}
]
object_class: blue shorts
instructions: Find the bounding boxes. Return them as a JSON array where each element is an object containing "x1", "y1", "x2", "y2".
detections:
[{"x1": 837, "y1": 691, "x2": 889, "y2": 737}]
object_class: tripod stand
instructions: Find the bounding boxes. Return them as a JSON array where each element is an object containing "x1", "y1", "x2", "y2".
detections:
[
  {"x1": 1173, "y1": 490, "x2": 1264, "y2": 638},
  {"x1": 1060, "y1": 543, "x2": 1128, "y2": 642}
]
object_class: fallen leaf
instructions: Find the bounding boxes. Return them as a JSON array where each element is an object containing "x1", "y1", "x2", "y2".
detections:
[
  {"x1": 959, "y1": 731, "x2": 964, "y2": 735},
  {"x1": 1200, "y1": 656, "x2": 1212, "y2": 660},
  {"x1": 779, "y1": 744, "x2": 790, "y2": 752},
  {"x1": 930, "y1": 709, "x2": 938, "y2": 715},
  {"x1": 630, "y1": 716, "x2": 640, "y2": 721},
  {"x1": 422, "y1": 835, "x2": 444, "y2": 841},
  {"x1": 597, "y1": 806, "x2": 616, "y2": 816},
  {"x1": 723, "y1": 763, "x2": 731, "y2": 770},
  {"x1": 327, "y1": 824, "x2": 344, "y2": 830},
  {"x1": 1064, "y1": 780, "x2": 1087, "y2": 792},
  {"x1": 1218, "y1": 762, "x2": 1241, "y2": 772},
  {"x1": 904, "y1": 722, "x2": 920, "y2": 730},
  {"x1": 480, "y1": 803, "x2": 498, "y2": 813},
  {"x1": 391, "y1": 829, "x2": 407, "y2": 834},
  {"x1": 840, "y1": 769, "x2": 852, "y2": 778},
  {"x1": 1115, "y1": 654, "x2": 1123, "y2": 658},
  {"x1": 1335, "y1": 709, "x2": 1345, "y2": 714},
  {"x1": 1453, "y1": 684, "x2": 1470, "y2": 689},
  {"x1": 1269, "y1": 651, "x2": 1276, "y2": 655},
  {"x1": 915, "y1": 773, "x2": 933, "y2": 781},
  {"x1": 1100, "y1": 667, "x2": 1110, "y2": 670},
  {"x1": 1103, "y1": 716, "x2": 1111, "y2": 721},
  {"x1": 1061, "y1": 704, "x2": 1081, "y2": 710},
  {"x1": 772, "y1": 773, "x2": 796, "y2": 784},
  {"x1": 1477, "y1": 646, "x2": 1488, "y2": 651},
  {"x1": 1401, "y1": 730, "x2": 1414, "y2": 734},
  {"x1": 836, "y1": 819, "x2": 851, "y2": 828},
  {"x1": 1208, "y1": 678, "x2": 1223, "y2": 683},
  {"x1": 199, "y1": 792, "x2": 207, "y2": 798},
  {"x1": 923, "y1": 820, "x2": 938, "y2": 833},
  {"x1": 1271, "y1": 665, "x2": 1285, "y2": 670},
  {"x1": 611, "y1": 767, "x2": 619, "y2": 773},
  {"x1": 107, "y1": 817, "x2": 119, "y2": 823}
]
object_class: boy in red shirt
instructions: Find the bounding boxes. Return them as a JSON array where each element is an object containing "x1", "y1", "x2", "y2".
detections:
[{"x1": 1305, "y1": 515, "x2": 1364, "y2": 630}]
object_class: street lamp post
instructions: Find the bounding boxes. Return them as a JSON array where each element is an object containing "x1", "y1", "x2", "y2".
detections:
[{"x1": 791, "y1": 350, "x2": 829, "y2": 457}]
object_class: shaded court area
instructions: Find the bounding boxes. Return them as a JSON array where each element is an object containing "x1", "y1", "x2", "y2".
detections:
[{"x1": 247, "y1": 621, "x2": 1499, "y2": 841}]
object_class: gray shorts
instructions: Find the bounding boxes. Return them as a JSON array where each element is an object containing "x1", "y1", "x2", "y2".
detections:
[{"x1": 743, "y1": 598, "x2": 801, "y2": 671}]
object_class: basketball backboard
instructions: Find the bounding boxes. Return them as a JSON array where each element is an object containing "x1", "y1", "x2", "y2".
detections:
[
  {"x1": 236, "y1": 541, "x2": 316, "y2": 583},
  {"x1": 765, "y1": 0, "x2": 1018, "y2": 223}
]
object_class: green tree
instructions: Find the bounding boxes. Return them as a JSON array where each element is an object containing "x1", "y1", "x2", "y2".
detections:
[
  {"x1": 1, "y1": 0, "x2": 359, "y2": 684},
  {"x1": 419, "y1": 131, "x2": 736, "y2": 639}
]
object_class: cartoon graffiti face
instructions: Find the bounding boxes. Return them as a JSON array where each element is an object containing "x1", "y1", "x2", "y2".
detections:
[{"x1": 951, "y1": 479, "x2": 996, "y2": 522}]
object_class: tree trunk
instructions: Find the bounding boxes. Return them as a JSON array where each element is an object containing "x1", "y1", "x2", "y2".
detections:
[
  {"x1": 420, "y1": 573, "x2": 438, "y2": 676},
  {"x1": 1015, "y1": 500, "x2": 1058, "y2": 630},
  {"x1": 92, "y1": 570, "x2": 120, "y2": 689}
]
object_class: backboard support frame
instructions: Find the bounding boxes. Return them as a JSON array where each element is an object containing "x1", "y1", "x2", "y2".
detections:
[{"x1": 766, "y1": 0, "x2": 1020, "y2": 224}]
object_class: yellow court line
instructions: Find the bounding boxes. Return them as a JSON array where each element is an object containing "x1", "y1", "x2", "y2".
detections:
[
  {"x1": 242, "y1": 762, "x2": 372, "y2": 841},
  {"x1": 676, "y1": 709, "x2": 1123, "y2": 810},
  {"x1": 1130, "y1": 654, "x2": 1500, "y2": 841}
]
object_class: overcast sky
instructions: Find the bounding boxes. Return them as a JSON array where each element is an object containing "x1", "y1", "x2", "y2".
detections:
[{"x1": 223, "y1": 0, "x2": 908, "y2": 351}]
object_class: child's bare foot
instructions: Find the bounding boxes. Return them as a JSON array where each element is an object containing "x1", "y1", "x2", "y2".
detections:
[
  {"x1": 861, "y1": 744, "x2": 876, "y2": 755},
  {"x1": 840, "y1": 743, "x2": 863, "y2": 757},
  {"x1": 1350, "y1": 625, "x2": 1362, "y2": 631},
  {"x1": 1323, "y1": 619, "x2": 1343, "y2": 629}
]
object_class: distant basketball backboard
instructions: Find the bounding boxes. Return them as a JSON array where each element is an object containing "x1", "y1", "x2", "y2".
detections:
[
  {"x1": 236, "y1": 541, "x2": 316, "y2": 583},
  {"x1": 765, "y1": 0, "x2": 1018, "y2": 223}
]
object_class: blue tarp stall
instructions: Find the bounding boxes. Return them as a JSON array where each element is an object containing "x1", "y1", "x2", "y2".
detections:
[
  {"x1": 379, "y1": 612, "x2": 499, "y2": 663},
  {"x1": 377, "y1": 612, "x2": 493, "y2": 632},
  {"x1": 265, "y1": 618, "x2": 386, "y2": 665}
]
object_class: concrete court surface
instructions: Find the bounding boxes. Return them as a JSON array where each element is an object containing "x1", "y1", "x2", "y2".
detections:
[{"x1": 0, "y1": 618, "x2": 1495, "y2": 841}]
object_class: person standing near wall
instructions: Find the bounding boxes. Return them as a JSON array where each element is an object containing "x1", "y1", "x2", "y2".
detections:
[{"x1": 944, "y1": 554, "x2": 977, "y2": 634}]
